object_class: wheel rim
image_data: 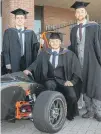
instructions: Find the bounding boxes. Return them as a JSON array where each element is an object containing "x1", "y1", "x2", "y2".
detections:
[{"x1": 49, "y1": 98, "x2": 64, "y2": 126}]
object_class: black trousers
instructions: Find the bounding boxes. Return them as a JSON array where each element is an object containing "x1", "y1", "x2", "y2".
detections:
[{"x1": 44, "y1": 80, "x2": 78, "y2": 118}]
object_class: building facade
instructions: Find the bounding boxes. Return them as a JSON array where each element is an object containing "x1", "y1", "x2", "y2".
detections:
[
  {"x1": 1, "y1": 0, "x2": 76, "y2": 45},
  {"x1": 1, "y1": 0, "x2": 101, "y2": 46}
]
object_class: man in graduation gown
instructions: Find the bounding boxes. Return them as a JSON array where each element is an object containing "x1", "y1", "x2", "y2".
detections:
[
  {"x1": 69, "y1": 1, "x2": 101, "y2": 121},
  {"x1": 2, "y1": 8, "x2": 39, "y2": 74},
  {"x1": 24, "y1": 32, "x2": 82, "y2": 120}
]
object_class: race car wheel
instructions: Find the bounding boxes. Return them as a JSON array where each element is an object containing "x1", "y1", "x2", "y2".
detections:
[{"x1": 32, "y1": 91, "x2": 67, "y2": 133}]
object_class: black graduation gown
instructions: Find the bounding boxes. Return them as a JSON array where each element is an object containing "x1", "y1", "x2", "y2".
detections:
[
  {"x1": 27, "y1": 49, "x2": 82, "y2": 100},
  {"x1": 69, "y1": 23, "x2": 101, "y2": 101},
  {"x1": 2, "y1": 28, "x2": 39, "y2": 73}
]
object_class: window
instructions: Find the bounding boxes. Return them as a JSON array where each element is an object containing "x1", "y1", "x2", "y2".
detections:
[{"x1": 34, "y1": 6, "x2": 44, "y2": 41}]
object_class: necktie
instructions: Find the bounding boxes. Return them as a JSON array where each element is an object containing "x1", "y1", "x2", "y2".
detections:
[
  {"x1": 79, "y1": 23, "x2": 83, "y2": 41},
  {"x1": 18, "y1": 29, "x2": 23, "y2": 56},
  {"x1": 52, "y1": 51, "x2": 58, "y2": 68}
]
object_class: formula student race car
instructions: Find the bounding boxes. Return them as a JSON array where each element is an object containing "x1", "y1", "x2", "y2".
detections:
[{"x1": 1, "y1": 71, "x2": 67, "y2": 133}]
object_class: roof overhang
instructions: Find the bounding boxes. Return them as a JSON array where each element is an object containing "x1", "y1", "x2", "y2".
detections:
[{"x1": 35, "y1": 0, "x2": 101, "y2": 21}]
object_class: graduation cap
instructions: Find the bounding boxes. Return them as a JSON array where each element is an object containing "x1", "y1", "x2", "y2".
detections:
[
  {"x1": 11, "y1": 8, "x2": 29, "y2": 16},
  {"x1": 48, "y1": 32, "x2": 64, "y2": 42},
  {"x1": 71, "y1": 1, "x2": 90, "y2": 9}
]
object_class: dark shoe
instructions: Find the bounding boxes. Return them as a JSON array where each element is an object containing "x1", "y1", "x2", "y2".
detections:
[
  {"x1": 66, "y1": 115, "x2": 74, "y2": 121},
  {"x1": 73, "y1": 110, "x2": 79, "y2": 117},
  {"x1": 82, "y1": 111, "x2": 94, "y2": 118},
  {"x1": 94, "y1": 114, "x2": 101, "y2": 122}
]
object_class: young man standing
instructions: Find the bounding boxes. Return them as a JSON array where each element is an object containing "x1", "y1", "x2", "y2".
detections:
[
  {"x1": 24, "y1": 32, "x2": 82, "y2": 120},
  {"x1": 2, "y1": 8, "x2": 39, "y2": 73},
  {"x1": 69, "y1": 1, "x2": 101, "y2": 121}
]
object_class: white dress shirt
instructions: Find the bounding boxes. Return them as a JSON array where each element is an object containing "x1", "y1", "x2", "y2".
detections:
[
  {"x1": 16, "y1": 26, "x2": 25, "y2": 56},
  {"x1": 49, "y1": 48, "x2": 60, "y2": 68}
]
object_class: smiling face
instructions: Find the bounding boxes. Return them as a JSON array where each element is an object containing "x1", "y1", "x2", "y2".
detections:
[
  {"x1": 49, "y1": 39, "x2": 61, "y2": 50},
  {"x1": 75, "y1": 7, "x2": 87, "y2": 22},
  {"x1": 15, "y1": 15, "x2": 26, "y2": 27}
]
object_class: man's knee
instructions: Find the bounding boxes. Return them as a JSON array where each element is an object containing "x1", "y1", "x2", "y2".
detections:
[{"x1": 45, "y1": 80, "x2": 57, "y2": 91}]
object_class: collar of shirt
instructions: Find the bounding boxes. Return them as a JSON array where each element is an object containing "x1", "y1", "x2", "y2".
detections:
[
  {"x1": 52, "y1": 48, "x2": 60, "y2": 54},
  {"x1": 77, "y1": 19, "x2": 87, "y2": 26},
  {"x1": 16, "y1": 26, "x2": 24, "y2": 31}
]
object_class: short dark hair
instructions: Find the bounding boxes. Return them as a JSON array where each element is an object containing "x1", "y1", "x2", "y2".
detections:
[{"x1": 49, "y1": 33, "x2": 62, "y2": 41}]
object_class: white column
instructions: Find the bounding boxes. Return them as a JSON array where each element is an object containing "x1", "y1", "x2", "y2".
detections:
[{"x1": 0, "y1": 0, "x2": 2, "y2": 53}]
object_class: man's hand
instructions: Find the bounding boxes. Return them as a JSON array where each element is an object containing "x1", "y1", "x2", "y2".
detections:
[
  {"x1": 89, "y1": 21, "x2": 97, "y2": 24},
  {"x1": 6, "y1": 64, "x2": 11, "y2": 70},
  {"x1": 40, "y1": 38, "x2": 44, "y2": 45},
  {"x1": 64, "y1": 81, "x2": 73, "y2": 87},
  {"x1": 23, "y1": 70, "x2": 32, "y2": 76},
  {"x1": 39, "y1": 34, "x2": 44, "y2": 46}
]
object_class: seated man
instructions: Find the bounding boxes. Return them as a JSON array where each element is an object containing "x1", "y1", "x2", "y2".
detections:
[{"x1": 24, "y1": 32, "x2": 82, "y2": 120}]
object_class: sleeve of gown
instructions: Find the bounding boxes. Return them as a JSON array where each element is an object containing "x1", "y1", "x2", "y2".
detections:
[
  {"x1": 27, "y1": 51, "x2": 43, "y2": 72},
  {"x1": 68, "y1": 30, "x2": 72, "y2": 50},
  {"x1": 27, "y1": 60, "x2": 37, "y2": 72},
  {"x1": 98, "y1": 26, "x2": 101, "y2": 49},
  {"x1": 32, "y1": 31, "x2": 40, "y2": 62},
  {"x1": 2, "y1": 29, "x2": 10, "y2": 65},
  {"x1": 71, "y1": 52, "x2": 82, "y2": 83},
  {"x1": 71, "y1": 74, "x2": 79, "y2": 85},
  {"x1": 68, "y1": 28, "x2": 75, "y2": 53},
  {"x1": 94, "y1": 25, "x2": 101, "y2": 66}
]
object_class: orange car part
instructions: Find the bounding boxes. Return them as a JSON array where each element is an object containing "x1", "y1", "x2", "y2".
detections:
[
  {"x1": 15, "y1": 101, "x2": 31, "y2": 119},
  {"x1": 15, "y1": 89, "x2": 32, "y2": 119},
  {"x1": 25, "y1": 89, "x2": 31, "y2": 96},
  {"x1": 40, "y1": 32, "x2": 49, "y2": 48}
]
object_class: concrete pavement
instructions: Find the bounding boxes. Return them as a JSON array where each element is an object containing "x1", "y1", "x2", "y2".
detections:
[{"x1": 1, "y1": 109, "x2": 101, "y2": 134}]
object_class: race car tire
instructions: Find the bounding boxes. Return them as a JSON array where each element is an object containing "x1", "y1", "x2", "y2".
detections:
[{"x1": 32, "y1": 91, "x2": 67, "y2": 133}]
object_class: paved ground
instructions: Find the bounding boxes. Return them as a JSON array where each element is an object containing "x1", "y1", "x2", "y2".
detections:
[{"x1": 1, "y1": 108, "x2": 101, "y2": 134}]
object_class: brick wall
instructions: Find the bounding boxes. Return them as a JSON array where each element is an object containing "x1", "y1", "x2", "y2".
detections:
[
  {"x1": 2, "y1": 0, "x2": 10, "y2": 32},
  {"x1": 2, "y1": 2, "x2": 76, "y2": 45},
  {"x1": 44, "y1": 6, "x2": 75, "y2": 46},
  {"x1": 2, "y1": 0, "x2": 34, "y2": 33}
]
